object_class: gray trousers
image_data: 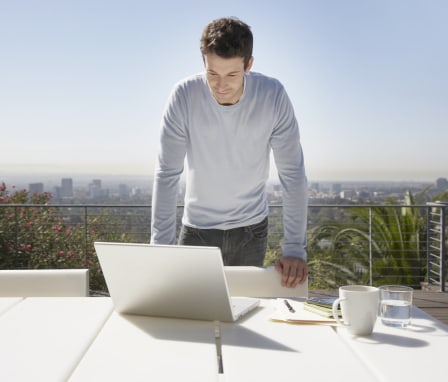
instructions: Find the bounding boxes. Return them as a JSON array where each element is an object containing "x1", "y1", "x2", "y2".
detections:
[{"x1": 178, "y1": 217, "x2": 268, "y2": 266}]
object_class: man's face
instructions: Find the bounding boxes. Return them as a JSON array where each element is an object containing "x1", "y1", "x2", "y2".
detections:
[{"x1": 204, "y1": 53, "x2": 253, "y2": 105}]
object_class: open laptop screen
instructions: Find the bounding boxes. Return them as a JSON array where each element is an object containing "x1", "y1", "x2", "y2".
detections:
[{"x1": 94, "y1": 242, "x2": 259, "y2": 322}]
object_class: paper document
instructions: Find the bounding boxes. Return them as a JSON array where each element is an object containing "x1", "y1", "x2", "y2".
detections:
[{"x1": 270, "y1": 299, "x2": 337, "y2": 325}]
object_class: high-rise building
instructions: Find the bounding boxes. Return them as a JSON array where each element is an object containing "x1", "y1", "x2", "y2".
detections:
[
  {"x1": 89, "y1": 179, "x2": 103, "y2": 199},
  {"x1": 61, "y1": 178, "x2": 73, "y2": 198},
  {"x1": 29, "y1": 183, "x2": 44, "y2": 195},
  {"x1": 91, "y1": 179, "x2": 102, "y2": 188},
  {"x1": 118, "y1": 184, "x2": 128, "y2": 198},
  {"x1": 332, "y1": 183, "x2": 342, "y2": 195},
  {"x1": 436, "y1": 178, "x2": 448, "y2": 190}
]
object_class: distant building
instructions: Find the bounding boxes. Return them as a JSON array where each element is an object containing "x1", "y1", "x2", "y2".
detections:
[
  {"x1": 332, "y1": 183, "x2": 342, "y2": 195},
  {"x1": 29, "y1": 182, "x2": 44, "y2": 195},
  {"x1": 91, "y1": 179, "x2": 102, "y2": 189},
  {"x1": 340, "y1": 190, "x2": 356, "y2": 200},
  {"x1": 118, "y1": 184, "x2": 128, "y2": 198},
  {"x1": 89, "y1": 179, "x2": 103, "y2": 199},
  {"x1": 61, "y1": 178, "x2": 73, "y2": 198},
  {"x1": 130, "y1": 187, "x2": 143, "y2": 198},
  {"x1": 436, "y1": 178, "x2": 448, "y2": 190}
]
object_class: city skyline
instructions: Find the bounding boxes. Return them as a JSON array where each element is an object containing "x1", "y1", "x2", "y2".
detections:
[
  {"x1": 1, "y1": 1, "x2": 447, "y2": 182},
  {"x1": 3, "y1": 172, "x2": 443, "y2": 193},
  {"x1": 5, "y1": 173, "x2": 447, "y2": 208},
  {"x1": 1, "y1": 160, "x2": 446, "y2": 190}
]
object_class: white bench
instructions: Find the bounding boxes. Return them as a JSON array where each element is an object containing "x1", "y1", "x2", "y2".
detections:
[
  {"x1": 0, "y1": 269, "x2": 89, "y2": 297},
  {"x1": 224, "y1": 266, "x2": 308, "y2": 297}
]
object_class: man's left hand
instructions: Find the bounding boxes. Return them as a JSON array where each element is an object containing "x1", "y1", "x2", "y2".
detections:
[{"x1": 275, "y1": 257, "x2": 308, "y2": 288}]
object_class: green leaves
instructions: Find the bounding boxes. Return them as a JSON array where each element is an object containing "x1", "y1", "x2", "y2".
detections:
[{"x1": 307, "y1": 189, "x2": 430, "y2": 288}]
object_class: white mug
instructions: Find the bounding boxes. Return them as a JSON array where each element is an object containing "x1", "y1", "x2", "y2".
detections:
[{"x1": 332, "y1": 285, "x2": 379, "y2": 336}]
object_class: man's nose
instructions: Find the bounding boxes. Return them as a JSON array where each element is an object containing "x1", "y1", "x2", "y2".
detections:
[{"x1": 216, "y1": 77, "x2": 225, "y2": 89}]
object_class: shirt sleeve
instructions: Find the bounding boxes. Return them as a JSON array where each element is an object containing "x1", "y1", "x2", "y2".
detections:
[
  {"x1": 150, "y1": 86, "x2": 187, "y2": 244},
  {"x1": 270, "y1": 87, "x2": 308, "y2": 261}
]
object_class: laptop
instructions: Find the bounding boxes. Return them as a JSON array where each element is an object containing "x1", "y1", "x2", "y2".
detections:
[{"x1": 94, "y1": 242, "x2": 260, "y2": 322}]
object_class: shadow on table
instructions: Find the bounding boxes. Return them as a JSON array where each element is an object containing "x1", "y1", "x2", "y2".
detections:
[
  {"x1": 220, "y1": 325, "x2": 299, "y2": 352},
  {"x1": 352, "y1": 332, "x2": 429, "y2": 348},
  {"x1": 121, "y1": 313, "x2": 215, "y2": 343},
  {"x1": 121, "y1": 312, "x2": 298, "y2": 352}
]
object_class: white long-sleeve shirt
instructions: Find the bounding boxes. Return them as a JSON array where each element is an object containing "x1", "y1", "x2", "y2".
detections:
[{"x1": 151, "y1": 71, "x2": 308, "y2": 260}]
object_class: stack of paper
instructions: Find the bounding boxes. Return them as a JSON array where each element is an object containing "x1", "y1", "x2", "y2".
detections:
[
  {"x1": 270, "y1": 299, "x2": 337, "y2": 325},
  {"x1": 304, "y1": 296, "x2": 340, "y2": 318}
]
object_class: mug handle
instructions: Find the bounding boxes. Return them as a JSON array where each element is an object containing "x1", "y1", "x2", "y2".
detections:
[{"x1": 332, "y1": 297, "x2": 347, "y2": 326}]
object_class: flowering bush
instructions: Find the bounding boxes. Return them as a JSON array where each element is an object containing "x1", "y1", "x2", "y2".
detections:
[{"x1": 0, "y1": 182, "x2": 131, "y2": 291}]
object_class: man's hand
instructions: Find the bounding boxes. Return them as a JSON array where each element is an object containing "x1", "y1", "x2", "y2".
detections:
[{"x1": 275, "y1": 257, "x2": 308, "y2": 288}]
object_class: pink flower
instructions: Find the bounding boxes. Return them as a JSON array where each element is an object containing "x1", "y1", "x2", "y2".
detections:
[
  {"x1": 54, "y1": 225, "x2": 62, "y2": 232},
  {"x1": 59, "y1": 250, "x2": 65, "y2": 256}
]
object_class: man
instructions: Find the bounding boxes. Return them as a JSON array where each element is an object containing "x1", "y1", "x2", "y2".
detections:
[{"x1": 151, "y1": 17, "x2": 308, "y2": 287}]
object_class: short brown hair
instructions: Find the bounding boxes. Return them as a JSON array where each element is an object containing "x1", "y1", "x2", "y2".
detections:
[{"x1": 200, "y1": 17, "x2": 253, "y2": 69}]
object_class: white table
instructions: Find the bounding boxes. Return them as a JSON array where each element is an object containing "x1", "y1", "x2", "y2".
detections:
[
  {"x1": 69, "y1": 311, "x2": 219, "y2": 381},
  {"x1": 1, "y1": 297, "x2": 447, "y2": 382},
  {"x1": 70, "y1": 300, "x2": 376, "y2": 382},
  {"x1": 0, "y1": 297, "x2": 22, "y2": 316},
  {"x1": 0, "y1": 297, "x2": 113, "y2": 381},
  {"x1": 220, "y1": 300, "x2": 377, "y2": 381},
  {"x1": 335, "y1": 306, "x2": 448, "y2": 381}
]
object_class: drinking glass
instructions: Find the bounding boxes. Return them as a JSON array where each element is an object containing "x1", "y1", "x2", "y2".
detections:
[{"x1": 379, "y1": 285, "x2": 413, "y2": 327}]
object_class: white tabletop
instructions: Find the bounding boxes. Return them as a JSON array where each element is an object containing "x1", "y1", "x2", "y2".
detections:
[
  {"x1": 0, "y1": 297, "x2": 113, "y2": 382},
  {"x1": 335, "y1": 306, "x2": 448, "y2": 381},
  {"x1": 0, "y1": 297, "x2": 22, "y2": 316},
  {"x1": 220, "y1": 299, "x2": 377, "y2": 382},
  {"x1": 1, "y1": 297, "x2": 447, "y2": 382},
  {"x1": 69, "y1": 311, "x2": 219, "y2": 381}
]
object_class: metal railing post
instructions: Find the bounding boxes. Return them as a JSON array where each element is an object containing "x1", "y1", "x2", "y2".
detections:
[
  {"x1": 441, "y1": 205, "x2": 447, "y2": 292},
  {"x1": 369, "y1": 207, "x2": 373, "y2": 286},
  {"x1": 425, "y1": 207, "x2": 430, "y2": 286},
  {"x1": 13, "y1": 206, "x2": 19, "y2": 267},
  {"x1": 426, "y1": 202, "x2": 448, "y2": 291},
  {"x1": 84, "y1": 206, "x2": 89, "y2": 265}
]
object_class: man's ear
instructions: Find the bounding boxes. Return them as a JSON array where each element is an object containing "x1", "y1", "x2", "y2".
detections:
[{"x1": 245, "y1": 56, "x2": 254, "y2": 73}]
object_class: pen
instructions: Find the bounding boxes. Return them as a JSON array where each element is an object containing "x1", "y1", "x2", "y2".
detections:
[{"x1": 284, "y1": 299, "x2": 296, "y2": 313}]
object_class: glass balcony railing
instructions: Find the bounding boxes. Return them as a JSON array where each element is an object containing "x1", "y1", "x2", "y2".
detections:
[{"x1": 1, "y1": 203, "x2": 446, "y2": 293}]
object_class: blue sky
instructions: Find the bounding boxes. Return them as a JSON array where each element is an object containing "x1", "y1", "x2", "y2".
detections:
[{"x1": 1, "y1": 0, "x2": 447, "y2": 182}]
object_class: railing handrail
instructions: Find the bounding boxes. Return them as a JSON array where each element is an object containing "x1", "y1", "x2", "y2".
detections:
[{"x1": 1, "y1": 203, "x2": 441, "y2": 208}]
